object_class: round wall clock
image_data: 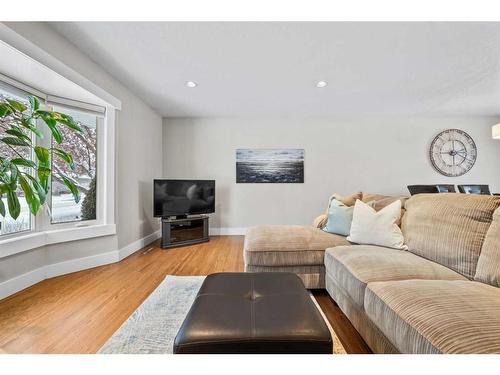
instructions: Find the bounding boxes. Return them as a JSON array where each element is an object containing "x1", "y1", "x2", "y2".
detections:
[{"x1": 429, "y1": 129, "x2": 477, "y2": 177}]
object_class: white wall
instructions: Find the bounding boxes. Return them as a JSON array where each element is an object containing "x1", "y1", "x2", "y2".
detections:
[
  {"x1": 163, "y1": 116, "x2": 500, "y2": 231},
  {"x1": 0, "y1": 23, "x2": 163, "y2": 296}
]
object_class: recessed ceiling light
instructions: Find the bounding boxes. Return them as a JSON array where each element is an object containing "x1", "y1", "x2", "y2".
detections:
[
  {"x1": 186, "y1": 81, "x2": 197, "y2": 88},
  {"x1": 316, "y1": 81, "x2": 328, "y2": 88}
]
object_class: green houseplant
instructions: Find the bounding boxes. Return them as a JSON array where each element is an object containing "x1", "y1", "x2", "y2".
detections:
[{"x1": 0, "y1": 95, "x2": 82, "y2": 220}]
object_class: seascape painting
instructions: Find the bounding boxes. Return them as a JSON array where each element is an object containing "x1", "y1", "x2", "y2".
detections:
[{"x1": 236, "y1": 149, "x2": 304, "y2": 183}]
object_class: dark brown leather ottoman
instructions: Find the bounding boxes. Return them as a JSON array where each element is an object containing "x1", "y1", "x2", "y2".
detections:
[{"x1": 173, "y1": 272, "x2": 332, "y2": 354}]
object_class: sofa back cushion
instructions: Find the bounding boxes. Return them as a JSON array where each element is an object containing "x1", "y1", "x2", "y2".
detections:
[
  {"x1": 402, "y1": 193, "x2": 500, "y2": 279},
  {"x1": 475, "y1": 206, "x2": 500, "y2": 287},
  {"x1": 362, "y1": 193, "x2": 408, "y2": 226}
]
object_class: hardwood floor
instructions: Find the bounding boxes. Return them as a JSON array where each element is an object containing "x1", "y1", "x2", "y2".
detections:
[{"x1": 0, "y1": 236, "x2": 371, "y2": 354}]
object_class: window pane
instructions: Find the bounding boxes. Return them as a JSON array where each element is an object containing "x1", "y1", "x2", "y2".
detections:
[
  {"x1": 0, "y1": 196, "x2": 31, "y2": 236},
  {"x1": 0, "y1": 85, "x2": 32, "y2": 236},
  {"x1": 50, "y1": 106, "x2": 97, "y2": 224}
]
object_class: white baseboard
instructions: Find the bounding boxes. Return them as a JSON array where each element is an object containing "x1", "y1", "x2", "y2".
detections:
[
  {"x1": 44, "y1": 251, "x2": 119, "y2": 279},
  {"x1": 118, "y1": 230, "x2": 161, "y2": 260},
  {"x1": 209, "y1": 227, "x2": 247, "y2": 236},
  {"x1": 0, "y1": 230, "x2": 161, "y2": 301},
  {"x1": 0, "y1": 267, "x2": 46, "y2": 301}
]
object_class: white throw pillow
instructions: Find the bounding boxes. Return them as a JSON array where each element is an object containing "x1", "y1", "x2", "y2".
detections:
[{"x1": 347, "y1": 200, "x2": 407, "y2": 250}]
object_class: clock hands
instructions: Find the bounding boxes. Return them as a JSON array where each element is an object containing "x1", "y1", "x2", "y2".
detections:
[{"x1": 438, "y1": 146, "x2": 473, "y2": 165}]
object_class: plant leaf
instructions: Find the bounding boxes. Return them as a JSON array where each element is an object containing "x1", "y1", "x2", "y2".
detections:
[
  {"x1": 5, "y1": 128, "x2": 32, "y2": 143},
  {"x1": 53, "y1": 112, "x2": 83, "y2": 133},
  {"x1": 11, "y1": 158, "x2": 37, "y2": 169},
  {"x1": 37, "y1": 166, "x2": 51, "y2": 192},
  {"x1": 20, "y1": 116, "x2": 43, "y2": 138},
  {"x1": 60, "y1": 175, "x2": 80, "y2": 204},
  {"x1": 6, "y1": 190, "x2": 20, "y2": 219},
  {"x1": 25, "y1": 174, "x2": 46, "y2": 205},
  {"x1": 29, "y1": 96, "x2": 40, "y2": 111},
  {"x1": 1, "y1": 137, "x2": 30, "y2": 147},
  {"x1": 0, "y1": 103, "x2": 14, "y2": 117},
  {"x1": 0, "y1": 196, "x2": 5, "y2": 217},
  {"x1": 9, "y1": 163, "x2": 18, "y2": 184},
  {"x1": 53, "y1": 148, "x2": 75, "y2": 170},
  {"x1": 7, "y1": 99, "x2": 27, "y2": 113},
  {"x1": 39, "y1": 113, "x2": 62, "y2": 143},
  {"x1": 19, "y1": 175, "x2": 40, "y2": 215},
  {"x1": 34, "y1": 146, "x2": 50, "y2": 165}
]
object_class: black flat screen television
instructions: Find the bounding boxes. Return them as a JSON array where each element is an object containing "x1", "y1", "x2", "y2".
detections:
[{"x1": 154, "y1": 179, "x2": 215, "y2": 217}]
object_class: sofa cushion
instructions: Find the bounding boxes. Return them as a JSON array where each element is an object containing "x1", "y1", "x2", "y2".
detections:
[
  {"x1": 362, "y1": 193, "x2": 408, "y2": 226},
  {"x1": 475, "y1": 206, "x2": 500, "y2": 287},
  {"x1": 244, "y1": 225, "x2": 349, "y2": 267},
  {"x1": 347, "y1": 200, "x2": 407, "y2": 250},
  {"x1": 323, "y1": 199, "x2": 354, "y2": 236},
  {"x1": 313, "y1": 214, "x2": 328, "y2": 229},
  {"x1": 324, "y1": 245, "x2": 466, "y2": 308},
  {"x1": 316, "y1": 192, "x2": 363, "y2": 228},
  {"x1": 365, "y1": 280, "x2": 500, "y2": 353},
  {"x1": 331, "y1": 191, "x2": 363, "y2": 207},
  {"x1": 362, "y1": 193, "x2": 407, "y2": 207},
  {"x1": 402, "y1": 193, "x2": 500, "y2": 279}
]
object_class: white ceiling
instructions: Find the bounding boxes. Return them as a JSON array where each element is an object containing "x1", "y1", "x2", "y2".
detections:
[{"x1": 48, "y1": 22, "x2": 500, "y2": 117}]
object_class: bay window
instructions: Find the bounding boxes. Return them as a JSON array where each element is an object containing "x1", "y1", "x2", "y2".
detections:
[{"x1": 0, "y1": 76, "x2": 114, "y2": 249}]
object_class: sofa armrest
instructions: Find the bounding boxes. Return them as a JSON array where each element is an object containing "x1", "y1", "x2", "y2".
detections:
[{"x1": 313, "y1": 214, "x2": 327, "y2": 229}]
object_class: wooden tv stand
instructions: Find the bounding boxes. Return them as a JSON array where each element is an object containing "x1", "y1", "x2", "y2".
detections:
[{"x1": 160, "y1": 216, "x2": 209, "y2": 249}]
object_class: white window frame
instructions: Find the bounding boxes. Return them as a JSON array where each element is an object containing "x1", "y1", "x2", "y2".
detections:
[
  {"x1": 0, "y1": 80, "x2": 116, "y2": 258},
  {"x1": 39, "y1": 103, "x2": 101, "y2": 229}
]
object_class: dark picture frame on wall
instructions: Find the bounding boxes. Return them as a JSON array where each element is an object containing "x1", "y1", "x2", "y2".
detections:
[{"x1": 236, "y1": 149, "x2": 304, "y2": 183}]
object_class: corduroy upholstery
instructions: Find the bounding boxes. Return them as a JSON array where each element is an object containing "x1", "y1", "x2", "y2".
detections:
[
  {"x1": 322, "y1": 194, "x2": 500, "y2": 353},
  {"x1": 325, "y1": 272, "x2": 399, "y2": 354},
  {"x1": 365, "y1": 280, "x2": 500, "y2": 353},
  {"x1": 245, "y1": 249, "x2": 326, "y2": 267},
  {"x1": 243, "y1": 225, "x2": 350, "y2": 288},
  {"x1": 325, "y1": 245, "x2": 466, "y2": 308},
  {"x1": 402, "y1": 193, "x2": 500, "y2": 279},
  {"x1": 245, "y1": 264, "x2": 325, "y2": 289},
  {"x1": 245, "y1": 193, "x2": 500, "y2": 353},
  {"x1": 244, "y1": 193, "x2": 410, "y2": 288},
  {"x1": 475, "y1": 206, "x2": 500, "y2": 287},
  {"x1": 244, "y1": 225, "x2": 349, "y2": 257}
]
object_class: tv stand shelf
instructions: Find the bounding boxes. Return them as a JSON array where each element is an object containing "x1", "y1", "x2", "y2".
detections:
[{"x1": 161, "y1": 216, "x2": 209, "y2": 249}]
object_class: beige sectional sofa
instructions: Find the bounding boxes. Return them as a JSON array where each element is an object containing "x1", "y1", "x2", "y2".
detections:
[
  {"x1": 244, "y1": 193, "x2": 500, "y2": 353},
  {"x1": 243, "y1": 193, "x2": 405, "y2": 288}
]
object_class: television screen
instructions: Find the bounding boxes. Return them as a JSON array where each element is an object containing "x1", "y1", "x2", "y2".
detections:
[{"x1": 154, "y1": 179, "x2": 215, "y2": 217}]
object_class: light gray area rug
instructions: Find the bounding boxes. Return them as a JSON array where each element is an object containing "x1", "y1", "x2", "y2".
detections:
[
  {"x1": 98, "y1": 275, "x2": 346, "y2": 354},
  {"x1": 99, "y1": 275, "x2": 205, "y2": 354}
]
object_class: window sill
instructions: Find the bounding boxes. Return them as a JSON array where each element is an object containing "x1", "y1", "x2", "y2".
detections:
[{"x1": 0, "y1": 224, "x2": 116, "y2": 259}]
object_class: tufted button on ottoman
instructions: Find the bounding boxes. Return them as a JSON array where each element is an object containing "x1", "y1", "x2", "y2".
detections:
[{"x1": 173, "y1": 272, "x2": 332, "y2": 354}]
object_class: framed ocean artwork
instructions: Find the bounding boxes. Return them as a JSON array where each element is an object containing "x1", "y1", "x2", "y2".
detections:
[{"x1": 236, "y1": 149, "x2": 304, "y2": 183}]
